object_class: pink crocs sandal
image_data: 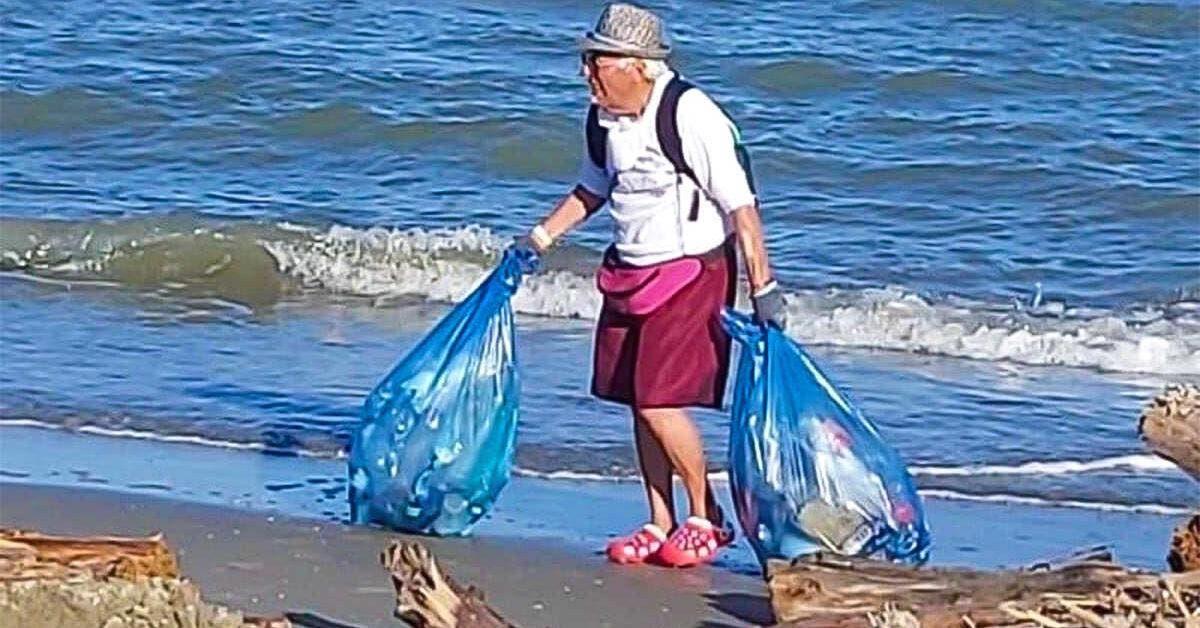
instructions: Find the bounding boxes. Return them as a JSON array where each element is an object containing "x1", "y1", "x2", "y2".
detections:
[
  {"x1": 655, "y1": 516, "x2": 735, "y2": 568},
  {"x1": 605, "y1": 523, "x2": 668, "y2": 564}
]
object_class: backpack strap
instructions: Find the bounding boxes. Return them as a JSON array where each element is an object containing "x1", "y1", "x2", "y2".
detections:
[
  {"x1": 585, "y1": 104, "x2": 607, "y2": 171},
  {"x1": 664, "y1": 78, "x2": 760, "y2": 200},
  {"x1": 732, "y1": 132, "x2": 758, "y2": 196},
  {"x1": 587, "y1": 76, "x2": 754, "y2": 199},
  {"x1": 659, "y1": 75, "x2": 761, "y2": 215},
  {"x1": 655, "y1": 76, "x2": 700, "y2": 189}
]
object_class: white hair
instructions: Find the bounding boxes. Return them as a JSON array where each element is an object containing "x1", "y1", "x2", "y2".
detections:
[
  {"x1": 639, "y1": 59, "x2": 669, "y2": 79},
  {"x1": 610, "y1": 57, "x2": 669, "y2": 80}
]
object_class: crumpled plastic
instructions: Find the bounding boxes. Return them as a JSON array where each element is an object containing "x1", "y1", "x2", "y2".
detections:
[
  {"x1": 348, "y1": 247, "x2": 536, "y2": 535},
  {"x1": 722, "y1": 310, "x2": 931, "y2": 567}
]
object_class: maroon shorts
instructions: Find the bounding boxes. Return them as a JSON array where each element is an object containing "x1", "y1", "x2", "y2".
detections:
[{"x1": 591, "y1": 239, "x2": 737, "y2": 409}]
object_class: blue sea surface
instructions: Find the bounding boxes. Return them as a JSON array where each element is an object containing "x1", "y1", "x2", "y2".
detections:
[{"x1": 1, "y1": 0, "x2": 1196, "y2": 525}]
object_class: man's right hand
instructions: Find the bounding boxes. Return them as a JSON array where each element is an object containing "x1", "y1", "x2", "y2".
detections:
[
  {"x1": 512, "y1": 234, "x2": 541, "y2": 254},
  {"x1": 509, "y1": 235, "x2": 542, "y2": 274}
]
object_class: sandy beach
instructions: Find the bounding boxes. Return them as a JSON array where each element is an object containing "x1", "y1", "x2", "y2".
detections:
[
  {"x1": 0, "y1": 482, "x2": 772, "y2": 628},
  {"x1": 0, "y1": 425, "x2": 1184, "y2": 627}
]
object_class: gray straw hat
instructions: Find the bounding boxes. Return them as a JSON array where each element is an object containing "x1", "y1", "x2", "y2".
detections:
[{"x1": 580, "y1": 3, "x2": 671, "y2": 59}]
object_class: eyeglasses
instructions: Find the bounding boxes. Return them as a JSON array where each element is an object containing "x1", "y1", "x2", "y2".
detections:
[{"x1": 580, "y1": 52, "x2": 625, "y2": 71}]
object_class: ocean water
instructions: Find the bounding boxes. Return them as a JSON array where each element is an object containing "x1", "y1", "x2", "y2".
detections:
[{"x1": 1, "y1": 0, "x2": 1197, "y2": 524}]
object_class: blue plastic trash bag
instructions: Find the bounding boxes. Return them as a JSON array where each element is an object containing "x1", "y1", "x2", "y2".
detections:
[
  {"x1": 722, "y1": 310, "x2": 931, "y2": 567},
  {"x1": 348, "y1": 247, "x2": 537, "y2": 535}
]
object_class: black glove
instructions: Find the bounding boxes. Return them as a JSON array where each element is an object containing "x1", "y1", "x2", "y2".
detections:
[{"x1": 751, "y1": 281, "x2": 786, "y2": 328}]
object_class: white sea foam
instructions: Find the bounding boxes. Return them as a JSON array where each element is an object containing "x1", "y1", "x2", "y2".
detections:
[
  {"x1": 911, "y1": 454, "x2": 1179, "y2": 477},
  {"x1": 0, "y1": 418, "x2": 347, "y2": 459},
  {"x1": 918, "y1": 489, "x2": 1191, "y2": 516},
  {"x1": 513, "y1": 453, "x2": 1183, "y2": 485},
  {"x1": 511, "y1": 466, "x2": 1190, "y2": 515},
  {"x1": 3, "y1": 218, "x2": 1195, "y2": 374},
  {"x1": 261, "y1": 224, "x2": 1200, "y2": 375}
]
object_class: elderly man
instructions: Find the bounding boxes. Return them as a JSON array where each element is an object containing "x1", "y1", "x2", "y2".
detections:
[{"x1": 516, "y1": 3, "x2": 785, "y2": 568}]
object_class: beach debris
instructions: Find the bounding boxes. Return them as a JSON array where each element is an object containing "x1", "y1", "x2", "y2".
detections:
[
  {"x1": 1138, "y1": 383, "x2": 1199, "y2": 574},
  {"x1": 381, "y1": 540, "x2": 516, "y2": 628},
  {"x1": 1139, "y1": 383, "x2": 1200, "y2": 482},
  {"x1": 0, "y1": 528, "x2": 179, "y2": 581},
  {"x1": 1002, "y1": 577, "x2": 1199, "y2": 628},
  {"x1": 0, "y1": 574, "x2": 277, "y2": 628},
  {"x1": 0, "y1": 529, "x2": 290, "y2": 628},
  {"x1": 1171, "y1": 515, "x2": 1200, "y2": 573},
  {"x1": 867, "y1": 603, "x2": 920, "y2": 628},
  {"x1": 766, "y1": 550, "x2": 1199, "y2": 627}
]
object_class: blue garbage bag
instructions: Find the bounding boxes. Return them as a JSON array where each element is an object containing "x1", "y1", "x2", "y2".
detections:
[
  {"x1": 722, "y1": 310, "x2": 931, "y2": 567},
  {"x1": 348, "y1": 247, "x2": 536, "y2": 535}
]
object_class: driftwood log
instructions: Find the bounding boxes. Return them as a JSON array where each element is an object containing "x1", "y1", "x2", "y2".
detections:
[
  {"x1": 1139, "y1": 383, "x2": 1200, "y2": 574},
  {"x1": 1139, "y1": 383, "x2": 1200, "y2": 482},
  {"x1": 0, "y1": 529, "x2": 288, "y2": 628},
  {"x1": 1172, "y1": 515, "x2": 1200, "y2": 574},
  {"x1": 0, "y1": 528, "x2": 179, "y2": 581},
  {"x1": 381, "y1": 540, "x2": 515, "y2": 628},
  {"x1": 767, "y1": 550, "x2": 1199, "y2": 627}
]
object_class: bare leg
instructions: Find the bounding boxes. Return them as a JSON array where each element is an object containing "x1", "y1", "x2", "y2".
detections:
[
  {"x1": 635, "y1": 406, "x2": 712, "y2": 521},
  {"x1": 633, "y1": 410, "x2": 676, "y2": 531}
]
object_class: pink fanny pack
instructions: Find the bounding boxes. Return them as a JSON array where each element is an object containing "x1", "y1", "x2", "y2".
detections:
[{"x1": 596, "y1": 250, "x2": 702, "y2": 316}]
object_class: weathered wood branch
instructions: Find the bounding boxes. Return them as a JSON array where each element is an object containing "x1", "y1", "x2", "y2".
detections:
[
  {"x1": 767, "y1": 549, "x2": 1199, "y2": 627},
  {"x1": 381, "y1": 540, "x2": 515, "y2": 628},
  {"x1": 0, "y1": 528, "x2": 178, "y2": 581},
  {"x1": 1171, "y1": 514, "x2": 1200, "y2": 574},
  {"x1": 0, "y1": 529, "x2": 289, "y2": 627},
  {"x1": 1139, "y1": 383, "x2": 1200, "y2": 482}
]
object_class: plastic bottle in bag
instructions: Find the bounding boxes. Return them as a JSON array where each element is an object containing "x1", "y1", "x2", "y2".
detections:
[{"x1": 723, "y1": 309, "x2": 931, "y2": 567}]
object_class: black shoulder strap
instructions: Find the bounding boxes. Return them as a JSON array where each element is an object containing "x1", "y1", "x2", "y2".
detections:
[
  {"x1": 661, "y1": 77, "x2": 759, "y2": 199},
  {"x1": 589, "y1": 78, "x2": 742, "y2": 196},
  {"x1": 585, "y1": 104, "x2": 606, "y2": 170},
  {"x1": 655, "y1": 76, "x2": 698, "y2": 187}
]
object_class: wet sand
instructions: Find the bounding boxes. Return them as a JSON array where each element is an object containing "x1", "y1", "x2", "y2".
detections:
[
  {"x1": 0, "y1": 482, "x2": 773, "y2": 628},
  {"x1": 0, "y1": 424, "x2": 1181, "y2": 627}
]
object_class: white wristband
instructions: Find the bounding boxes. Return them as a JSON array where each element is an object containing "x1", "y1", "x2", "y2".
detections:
[
  {"x1": 530, "y1": 224, "x2": 554, "y2": 249},
  {"x1": 752, "y1": 279, "x2": 777, "y2": 298}
]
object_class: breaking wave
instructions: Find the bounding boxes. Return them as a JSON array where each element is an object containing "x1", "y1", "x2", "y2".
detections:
[{"x1": 2, "y1": 215, "x2": 1197, "y2": 375}]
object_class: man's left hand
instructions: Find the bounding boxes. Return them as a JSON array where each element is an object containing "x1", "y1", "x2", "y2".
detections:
[{"x1": 752, "y1": 281, "x2": 787, "y2": 329}]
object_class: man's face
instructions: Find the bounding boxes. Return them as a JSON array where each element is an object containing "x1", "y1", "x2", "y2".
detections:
[{"x1": 581, "y1": 52, "x2": 643, "y2": 115}]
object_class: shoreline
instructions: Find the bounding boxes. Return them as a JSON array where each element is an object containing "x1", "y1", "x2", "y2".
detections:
[
  {"x1": 0, "y1": 425, "x2": 1180, "y2": 571},
  {"x1": 0, "y1": 482, "x2": 771, "y2": 628},
  {"x1": 0, "y1": 427, "x2": 1180, "y2": 569},
  {"x1": 0, "y1": 424, "x2": 1185, "y2": 626}
]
